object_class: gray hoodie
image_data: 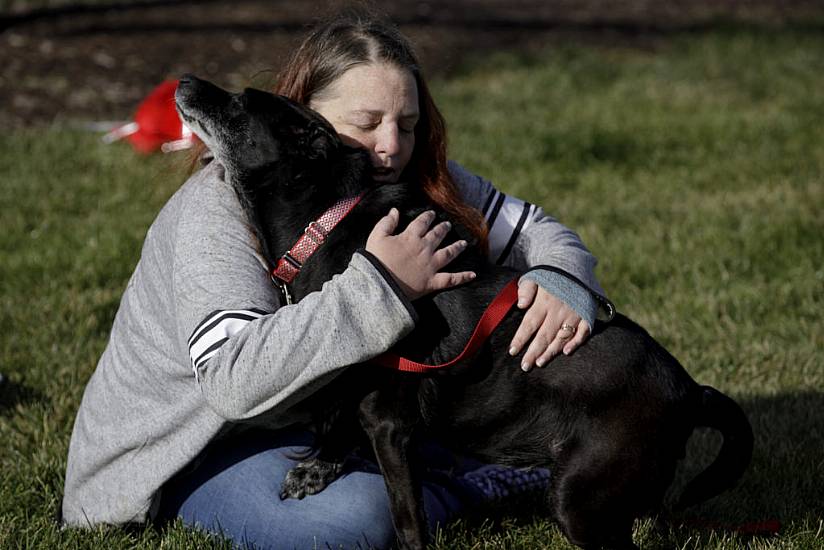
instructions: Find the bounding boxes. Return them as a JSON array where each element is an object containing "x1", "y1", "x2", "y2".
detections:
[{"x1": 62, "y1": 160, "x2": 607, "y2": 526}]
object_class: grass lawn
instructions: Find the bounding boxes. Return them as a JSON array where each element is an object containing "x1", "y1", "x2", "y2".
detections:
[{"x1": 2, "y1": 28, "x2": 823, "y2": 549}]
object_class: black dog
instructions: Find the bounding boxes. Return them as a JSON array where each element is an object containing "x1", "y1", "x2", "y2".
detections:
[{"x1": 175, "y1": 75, "x2": 753, "y2": 550}]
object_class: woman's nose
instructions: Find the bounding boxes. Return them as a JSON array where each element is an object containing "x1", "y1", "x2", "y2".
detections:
[{"x1": 374, "y1": 124, "x2": 401, "y2": 158}]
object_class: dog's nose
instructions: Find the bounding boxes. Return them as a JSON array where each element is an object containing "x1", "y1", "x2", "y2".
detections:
[
  {"x1": 178, "y1": 73, "x2": 197, "y2": 87},
  {"x1": 175, "y1": 74, "x2": 230, "y2": 105}
]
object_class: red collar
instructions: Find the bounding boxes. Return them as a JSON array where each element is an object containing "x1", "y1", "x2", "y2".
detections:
[{"x1": 271, "y1": 193, "x2": 365, "y2": 293}]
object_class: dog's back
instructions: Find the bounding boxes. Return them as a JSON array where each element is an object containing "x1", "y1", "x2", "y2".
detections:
[{"x1": 416, "y1": 310, "x2": 751, "y2": 548}]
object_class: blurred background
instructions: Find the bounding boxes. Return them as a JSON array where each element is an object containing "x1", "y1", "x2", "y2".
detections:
[{"x1": 3, "y1": 0, "x2": 824, "y2": 128}]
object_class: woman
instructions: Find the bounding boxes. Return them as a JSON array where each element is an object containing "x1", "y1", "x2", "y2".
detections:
[{"x1": 62, "y1": 10, "x2": 611, "y2": 549}]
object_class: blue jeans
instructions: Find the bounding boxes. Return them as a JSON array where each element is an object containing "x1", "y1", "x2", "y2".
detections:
[{"x1": 157, "y1": 427, "x2": 495, "y2": 549}]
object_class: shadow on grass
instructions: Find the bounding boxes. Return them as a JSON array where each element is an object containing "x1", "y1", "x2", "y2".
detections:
[
  {"x1": 667, "y1": 391, "x2": 824, "y2": 532},
  {"x1": 0, "y1": 375, "x2": 46, "y2": 415},
  {"x1": 446, "y1": 391, "x2": 824, "y2": 545}
]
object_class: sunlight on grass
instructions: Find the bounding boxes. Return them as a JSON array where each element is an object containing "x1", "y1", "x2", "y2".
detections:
[{"x1": 1, "y1": 29, "x2": 822, "y2": 548}]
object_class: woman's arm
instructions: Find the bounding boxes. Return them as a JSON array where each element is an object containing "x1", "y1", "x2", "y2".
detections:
[
  {"x1": 448, "y1": 161, "x2": 614, "y2": 368},
  {"x1": 174, "y1": 168, "x2": 470, "y2": 421},
  {"x1": 181, "y1": 252, "x2": 417, "y2": 420}
]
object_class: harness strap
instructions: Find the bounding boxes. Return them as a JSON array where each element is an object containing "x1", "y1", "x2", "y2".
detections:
[
  {"x1": 373, "y1": 277, "x2": 520, "y2": 373},
  {"x1": 272, "y1": 194, "x2": 364, "y2": 285}
]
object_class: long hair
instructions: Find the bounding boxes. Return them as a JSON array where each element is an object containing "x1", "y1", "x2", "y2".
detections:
[{"x1": 193, "y1": 10, "x2": 489, "y2": 251}]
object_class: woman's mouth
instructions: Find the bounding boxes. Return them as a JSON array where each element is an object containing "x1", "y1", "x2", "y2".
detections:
[{"x1": 372, "y1": 166, "x2": 396, "y2": 182}]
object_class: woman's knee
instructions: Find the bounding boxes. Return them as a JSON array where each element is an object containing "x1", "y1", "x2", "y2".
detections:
[
  {"x1": 161, "y1": 429, "x2": 474, "y2": 549},
  {"x1": 296, "y1": 469, "x2": 396, "y2": 548},
  {"x1": 171, "y1": 460, "x2": 396, "y2": 549},
  {"x1": 232, "y1": 481, "x2": 394, "y2": 549}
]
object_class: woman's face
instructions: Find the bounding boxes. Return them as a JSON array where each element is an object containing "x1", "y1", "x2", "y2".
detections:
[{"x1": 310, "y1": 62, "x2": 419, "y2": 184}]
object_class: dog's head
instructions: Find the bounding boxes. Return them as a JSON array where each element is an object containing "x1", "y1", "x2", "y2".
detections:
[{"x1": 175, "y1": 74, "x2": 371, "y2": 209}]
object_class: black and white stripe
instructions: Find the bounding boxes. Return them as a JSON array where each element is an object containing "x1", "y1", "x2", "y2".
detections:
[
  {"x1": 482, "y1": 190, "x2": 535, "y2": 265},
  {"x1": 188, "y1": 309, "x2": 267, "y2": 378}
]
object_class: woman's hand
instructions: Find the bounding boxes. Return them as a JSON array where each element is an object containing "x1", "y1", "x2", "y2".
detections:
[
  {"x1": 508, "y1": 280, "x2": 591, "y2": 371},
  {"x1": 366, "y1": 208, "x2": 475, "y2": 300}
]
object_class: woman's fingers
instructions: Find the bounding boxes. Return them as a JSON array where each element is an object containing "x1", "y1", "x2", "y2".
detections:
[
  {"x1": 509, "y1": 285, "x2": 592, "y2": 371},
  {"x1": 429, "y1": 270, "x2": 477, "y2": 291},
  {"x1": 517, "y1": 279, "x2": 538, "y2": 309},
  {"x1": 508, "y1": 305, "x2": 544, "y2": 358},
  {"x1": 406, "y1": 211, "x2": 453, "y2": 249},
  {"x1": 520, "y1": 324, "x2": 555, "y2": 372},
  {"x1": 521, "y1": 316, "x2": 578, "y2": 370},
  {"x1": 365, "y1": 209, "x2": 472, "y2": 300},
  {"x1": 424, "y1": 220, "x2": 452, "y2": 248},
  {"x1": 406, "y1": 210, "x2": 437, "y2": 237},
  {"x1": 562, "y1": 320, "x2": 591, "y2": 356},
  {"x1": 368, "y1": 207, "x2": 400, "y2": 239},
  {"x1": 508, "y1": 280, "x2": 540, "y2": 358},
  {"x1": 534, "y1": 317, "x2": 582, "y2": 368},
  {"x1": 432, "y1": 238, "x2": 468, "y2": 267}
]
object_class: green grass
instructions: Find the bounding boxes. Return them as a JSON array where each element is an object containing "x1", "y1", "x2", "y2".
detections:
[{"x1": 2, "y1": 29, "x2": 823, "y2": 548}]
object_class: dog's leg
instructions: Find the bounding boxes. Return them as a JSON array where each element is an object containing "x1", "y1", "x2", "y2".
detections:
[
  {"x1": 551, "y1": 443, "x2": 641, "y2": 550},
  {"x1": 358, "y1": 380, "x2": 427, "y2": 550},
  {"x1": 280, "y1": 407, "x2": 358, "y2": 500},
  {"x1": 552, "y1": 486, "x2": 639, "y2": 550},
  {"x1": 280, "y1": 456, "x2": 344, "y2": 500}
]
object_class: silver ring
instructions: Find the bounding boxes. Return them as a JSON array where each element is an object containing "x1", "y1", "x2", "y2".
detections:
[{"x1": 559, "y1": 323, "x2": 577, "y2": 334}]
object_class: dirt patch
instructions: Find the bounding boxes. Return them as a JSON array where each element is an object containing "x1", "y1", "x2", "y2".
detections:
[{"x1": 1, "y1": 0, "x2": 822, "y2": 128}]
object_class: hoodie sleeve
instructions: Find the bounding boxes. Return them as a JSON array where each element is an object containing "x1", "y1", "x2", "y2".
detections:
[
  {"x1": 172, "y1": 163, "x2": 416, "y2": 421},
  {"x1": 449, "y1": 160, "x2": 614, "y2": 323}
]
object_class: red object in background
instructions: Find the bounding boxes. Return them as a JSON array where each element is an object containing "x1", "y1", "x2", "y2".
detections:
[{"x1": 103, "y1": 79, "x2": 197, "y2": 154}]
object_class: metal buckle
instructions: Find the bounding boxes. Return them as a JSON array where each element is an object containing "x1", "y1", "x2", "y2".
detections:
[
  {"x1": 281, "y1": 251, "x2": 302, "y2": 269},
  {"x1": 304, "y1": 221, "x2": 328, "y2": 245},
  {"x1": 271, "y1": 274, "x2": 294, "y2": 305}
]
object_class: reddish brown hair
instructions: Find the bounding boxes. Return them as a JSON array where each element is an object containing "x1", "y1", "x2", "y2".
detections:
[{"x1": 193, "y1": 9, "x2": 488, "y2": 251}]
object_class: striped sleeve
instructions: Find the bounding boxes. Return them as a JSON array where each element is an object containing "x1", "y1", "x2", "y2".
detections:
[
  {"x1": 187, "y1": 308, "x2": 268, "y2": 379},
  {"x1": 448, "y1": 160, "x2": 610, "y2": 319},
  {"x1": 481, "y1": 186, "x2": 536, "y2": 266}
]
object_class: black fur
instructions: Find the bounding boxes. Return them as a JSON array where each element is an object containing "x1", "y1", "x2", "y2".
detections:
[{"x1": 175, "y1": 75, "x2": 754, "y2": 550}]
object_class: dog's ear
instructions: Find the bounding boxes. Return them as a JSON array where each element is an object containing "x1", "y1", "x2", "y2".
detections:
[{"x1": 303, "y1": 124, "x2": 337, "y2": 162}]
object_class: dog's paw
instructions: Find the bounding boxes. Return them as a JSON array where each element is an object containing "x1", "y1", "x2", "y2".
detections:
[{"x1": 279, "y1": 458, "x2": 343, "y2": 500}]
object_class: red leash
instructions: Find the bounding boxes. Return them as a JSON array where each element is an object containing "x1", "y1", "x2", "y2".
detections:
[{"x1": 373, "y1": 278, "x2": 520, "y2": 373}]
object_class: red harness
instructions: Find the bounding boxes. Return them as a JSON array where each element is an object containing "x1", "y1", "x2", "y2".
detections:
[
  {"x1": 271, "y1": 198, "x2": 519, "y2": 371},
  {"x1": 272, "y1": 194, "x2": 365, "y2": 286}
]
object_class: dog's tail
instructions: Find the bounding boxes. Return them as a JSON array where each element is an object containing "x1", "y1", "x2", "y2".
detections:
[{"x1": 677, "y1": 385, "x2": 754, "y2": 510}]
